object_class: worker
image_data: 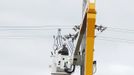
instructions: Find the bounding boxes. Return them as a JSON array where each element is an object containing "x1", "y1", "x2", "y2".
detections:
[{"x1": 58, "y1": 44, "x2": 69, "y2": 55}]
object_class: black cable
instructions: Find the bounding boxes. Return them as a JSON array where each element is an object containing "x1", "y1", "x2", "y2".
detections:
[
  {"x1": 108, "y1": 26, "x2": 134, "y2": 31},
  {"x1": 0, "y1": 25, "x2": 74, "y2": 27},
  {"x1": 0, "y1": 28, "x2": 71, "y2": 30},
  {"x1": 64, "y1": 62, "x2": 75, "y2": 74},
  {"x1": 0, "y1": 25, "x2": 73, "y2": 31},
  {"x1": 96, "y1": 37, "x2": 134, "y2": 44},
  {"x1": 96, "y1": 25, "x2": 134, "y2": 33},
  {"x1": 99, "y1": 36, "x2": 134, "y2": 42}
]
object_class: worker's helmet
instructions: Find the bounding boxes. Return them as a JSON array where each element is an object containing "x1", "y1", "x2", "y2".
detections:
[{"x1": 63, "y1": 43, "x2": 66, "y2": 46}]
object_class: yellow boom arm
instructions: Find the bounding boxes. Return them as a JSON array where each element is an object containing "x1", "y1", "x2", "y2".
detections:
[{"x1": 85, "y1": 3, "x2": 96, "y2": 75}]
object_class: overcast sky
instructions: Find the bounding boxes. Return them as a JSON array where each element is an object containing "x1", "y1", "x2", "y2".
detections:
[{"x1": 0, "y1": 0, "x2": 134, "y2": 75}]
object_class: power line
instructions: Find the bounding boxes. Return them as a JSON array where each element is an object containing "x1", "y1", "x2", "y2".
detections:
[
  {"x1": 96, "y1": 36, "x2": 134, "y2": 44},
  {"x1": 106, "y1": 27, "x2": 134, "y2": 34},
  {"x1": 0, "y1": 25, "x2": 134, "y2": 33},
  {"x1": 97, "y1": 38, "x2": 134, "y2": 44},
  {"x1": 0, "y1": 25, "x2": 74, "y2": 30},
  {"x1": 0, "y1": 28, "x2": 71, "y2": 30},
  {"x1": 0, "y1": 25, "x2": 74, "y2": 27},
  {"x1": 96, "y1": 24, "x2": 134, "y2": 33},
  {"x1": 96, "y1": 24, "x2": 134, "y2": 34},
  {"x1": 0, "y1": 36, "x2": 52, "y2": 39},
  {"x1": 108, "y1": 26, "x2": 134, "y2": 31}
]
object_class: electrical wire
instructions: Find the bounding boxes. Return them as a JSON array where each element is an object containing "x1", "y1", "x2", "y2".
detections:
[
  {"x1": 96, "y1": 36, "x2": 134, "y2": 44},
  {"x1": 0, "y1": 25, "x2": 74, "y2": 27},
  {"x1": 0, "y1": 25, "x2": 134, "y2": 40},
  {"x1": 108, "y1": 26, "x2": 134, "y2": 31},
  {"x1": 0, "y1": 36, "x2": 48, "y2": 38},
  {"x1": 95, "y1": 25, "x2": 134, "y2": 44},
  {"x1": 0, "y1": 28, "x2": 72, "y2": 30},
  {"x1": 0, "y1": 25, "x2": 73, "y2": 31},
  {"x1": 101, "y1": 26, "x2": 134, "y2": 34}
]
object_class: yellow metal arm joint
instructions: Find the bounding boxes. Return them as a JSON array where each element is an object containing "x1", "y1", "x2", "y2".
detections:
[{"x1": 88, "y1": 3, "x2": 96, "y2": 14}]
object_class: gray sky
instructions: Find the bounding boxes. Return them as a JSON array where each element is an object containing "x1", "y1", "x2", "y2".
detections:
[{"x1": 0, "y1": 0, "x2": 134, "y2": 75}]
